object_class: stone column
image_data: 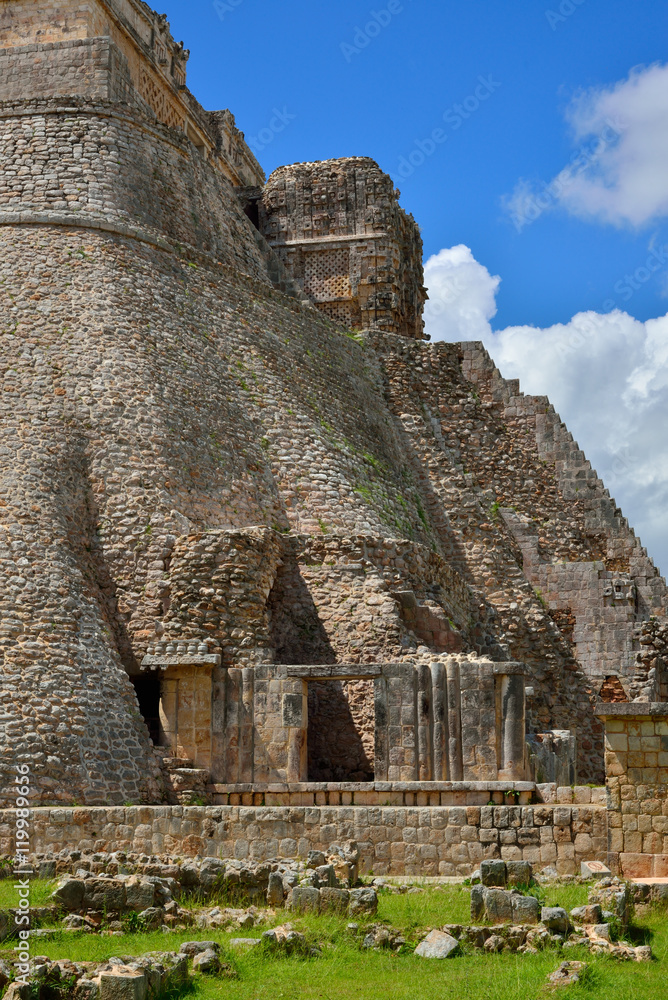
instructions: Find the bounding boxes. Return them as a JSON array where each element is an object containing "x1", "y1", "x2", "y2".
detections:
[
  {"x1": 239, "y1": 667, "x2": 255, "y2": 782},
  {"x1": 430, "y1": 661, "x2": 447, "y2": 780},
  {"x1": 159, "y1": 676, "x2": 178, "y2": 750},
  {"x1": 416, "y1": 662, "x2": 433, "y2": 781},
  {"x1": 495, "y1": 663, "x2": 527, "y2": 781},
  {"x1": 446, "y1": 658, "x2": 463, "y2": 780},
  {"x1": 282, "y1": 680, "x2": 308, "y2": 782},
  {"x1": 374, "y1": 675, "x2": 390, "y2": 781}
]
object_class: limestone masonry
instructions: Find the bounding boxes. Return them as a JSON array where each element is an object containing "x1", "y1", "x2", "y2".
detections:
[{"x1": 0, "y1": 0, "x2": 666, "y2": 879}]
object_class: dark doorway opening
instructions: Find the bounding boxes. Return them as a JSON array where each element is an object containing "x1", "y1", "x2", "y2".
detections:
[
  {"x1": 308, "y1": 679, "x2": 374, "y2": 782},
  {"x1": 244, "y1": 200, "x2": 260, "y2": 230},
  {"x1": 131, "y1": 672, "x2": 163, "y2": 745}
]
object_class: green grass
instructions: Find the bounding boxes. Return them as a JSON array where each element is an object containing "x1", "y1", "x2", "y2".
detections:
[
  {"x1": 4, "y1": 886, "x2": 665, "y2": 999},
  {"x1": 0, "y1": 878, "x2": 56, "y2": 909}
]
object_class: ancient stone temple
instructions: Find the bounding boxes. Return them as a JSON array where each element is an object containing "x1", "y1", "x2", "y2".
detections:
[
  {"x1": 0, "y1": 0, "x2": 666, "y2": 880},
  {"x1": 251, "y1": 158, "x2": 427, "y2": 338}
]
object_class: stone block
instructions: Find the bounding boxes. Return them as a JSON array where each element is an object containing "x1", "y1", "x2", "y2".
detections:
[
  {"x1": 99, "y1": 972, "x2": 147, "y2": 1000},
  {"x1": 483, "y1": 887, "x2": 513, "y2": 923},
  {"x1": 580, "y1": 861, "x2": 611, "y2": 878},
  {"x1": 505, "y1": 861, "x2": 532, "y2": 886},
  {"x1": 319, "y1": 888, "x2": 349, "y2": 913},
  {"x1": 192, "y1": 949, "x2": 220, "y2": 974},
  {"x1": 51, "y1": 877, "x2": 85, "y2": 911},
  {"x1": 290, "y1": 887, "x2": 320, "y2": 914},
  {"x1": 348, "y1": 888, "x2": 378, "y2": 917},
  {"x1": 414, "y1": 929, "x2": 459, "y2": 959},
  {"x1": 511, "y1": 894, "x2": 540, "y2": 924},
  {"x1": 480, "y1": 859, "x2": 506, "y2": 887},
  {"x1": 124, "y1": 879, "x2": 156, "y2": 912},
  {"x1": 541, "y1": 907, "x2": 570, "y2": 935},
  {"x1": 266, "y1": 872, "x2": 285, "y2": 907},
  {"x1": 83, "y1": 878, "x2": 126, "y2": 912},
  {"x1": 470, "y1": 885, "x2": 484, "y2": 922},
  {"x1": 570, "y1": 904, "x2": 602, "y2": 924}
]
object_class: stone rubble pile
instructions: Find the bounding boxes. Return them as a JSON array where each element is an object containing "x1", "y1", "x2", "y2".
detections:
[
  {"x1": 426, "y1": 860, "x2": 653, "y2": 962},
  {"x1": 2, "y1": 950, "x2": 207, "y2": 1000},
  {"x1": 40, "y1": 843, "x2": 365, "y2": 933}
]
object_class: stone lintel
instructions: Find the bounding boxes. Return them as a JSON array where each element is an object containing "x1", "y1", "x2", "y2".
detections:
[
  {"x1": 492, "y1": 661, "x2": 527, "y2": 676},
  {"x1": 595, "y1": 701, "x2": 668, "y2": 718},
  {"x1": 141, "y1": 654, "x2": 220, "y2": 669},
  {"x1": 285, "y1": 664, "x2": 385, "y2": 679},
  {"x1": 267, "y1": 232, "x2": 389, "y2": 249}
]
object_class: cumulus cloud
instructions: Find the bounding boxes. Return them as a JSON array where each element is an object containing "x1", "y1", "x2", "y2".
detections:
[
  {"x1": 424, "y1": 247, "x2": 668, "y2": 574},
  {"x1": 504, "y1": 62, "x2": 668, "y2": 230},
  {"x1": 422, "y1": 245, "x2": 500, "y2": 340}
]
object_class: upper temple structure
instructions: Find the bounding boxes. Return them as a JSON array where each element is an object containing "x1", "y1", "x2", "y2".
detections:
[{"x1": 0, "y1": 0, "x2": 666, "y2": 882}]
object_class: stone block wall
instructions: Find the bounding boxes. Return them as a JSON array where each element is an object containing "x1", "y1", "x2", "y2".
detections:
[
  {"x1": 0, "y1": 801, "x2": 608, "y2": 876},
  {"x1": 598, "y1": 702, "x2": 668, "y2": 878},
  {"x1": 0, "y1": 99, "x2": 270, "y2": 277},
  {"x1": 0, "y1": 38, "x2": 134, "y2": 104},
  {"x1": 0, "y1": 0, "x2": 264, "y2": 186},
  {"x1": 459, "y1": 341, "x2": 667, "y2": 696}
]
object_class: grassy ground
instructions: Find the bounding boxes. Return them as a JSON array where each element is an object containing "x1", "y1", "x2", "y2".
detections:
[
  {"x1": 2, "y1": 882, "x2": 665, "y2": 999},
  {"x1": 0, "y1": 878, "x2": 57, "y2": 909}
]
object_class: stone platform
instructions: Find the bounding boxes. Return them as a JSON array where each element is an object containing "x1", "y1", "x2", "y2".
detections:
[{"x1": 0, "y1": 792, "x2": 608, "y2": 877}]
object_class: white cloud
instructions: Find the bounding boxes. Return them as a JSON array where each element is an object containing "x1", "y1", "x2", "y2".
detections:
[
  {"x1": 422, "y1": 245, "x2": 500, "y2": 340},
  {"x1": 504, "y1": 62, "x2": 668, "y2": 229},
  {"x1": 424, "y1": 247, "x2": 668, "y2": 574}
]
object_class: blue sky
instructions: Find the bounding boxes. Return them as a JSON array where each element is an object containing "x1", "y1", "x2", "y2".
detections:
[
  {"x1": 168, "y1": 0, "x2": 668, "y2": 327},
  {"x1": 164, "y1": 1, "x2": 668, "y2": 573}
]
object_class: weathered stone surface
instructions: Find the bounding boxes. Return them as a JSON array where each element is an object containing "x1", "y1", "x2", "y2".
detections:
[
  {"x1": 481, "y1": 860, "x2": 507, "y2": 887},
  {"x1": 319, "y1": 888, "x2": 350, "y2": 914},
  {"x1": 2, "y1": 985, "x2": 31, "y2": 1000},
  {"x1": 179, "y1": 942, "x2": 219, "y2": 957},
  {"x1": 470, "y1": 885, "x2": 485, "y2": 922},
  {"x1": 414, "y1": 930, "x2": 459, "y2": 959},
  {"x1": 541, "y1": 907, "x2": 570, "y2": 935},
  {"x1": 52, "y1": 878, "x2": 85, "y2": 911},
  {"x1": 98, "y1": 972, "x2": 147, "y2": 1000},
  {"x1": 547, "y1": 962, "x2": 588, "y2": 989},
  {"x1": 348, "y1": 888, "x2": 378, "y2": 917},
  {"x1": 124, "y1": 879, "x2": 156, "y2": 912},
  {"x1": 511, "y1": 895, "x2": 540, "y2": 924},
  {"x1": 483, "y1": 888, "x2": 513, "y2": 924},
  {"x1": 192, "y1": 950, "x2": 220, "y2": 975},
  {"x1": 484, "y1": 934, "x2": 505, "y2": 953},
  {"x1": 506, "y1": 861, "x2": 532, "y2": 887},
  {"x1": 266, "y1": 872, "x2": 285, "y2": 907},
  {"x1": 570, "y1": 905, "x2": 602, "y2": 924},
  {"x1": 289, "y1": 887, "x2": 321, "y2": 914}
]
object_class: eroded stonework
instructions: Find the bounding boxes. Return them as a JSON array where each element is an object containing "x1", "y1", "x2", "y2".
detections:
[
  {"x1": 257, "y1": 158, "x2": 426, "y2": 337},
  {"x1": 0, "y1": 0, "x2": 666, "y2": 817}
]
